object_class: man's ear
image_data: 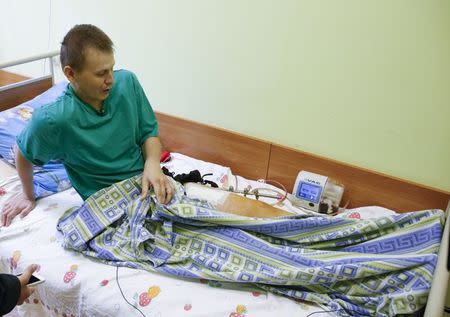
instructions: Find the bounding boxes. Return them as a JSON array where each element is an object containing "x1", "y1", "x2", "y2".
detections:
[{"x1": 63, "y1": 65, "x2": 76, "y2": 82}]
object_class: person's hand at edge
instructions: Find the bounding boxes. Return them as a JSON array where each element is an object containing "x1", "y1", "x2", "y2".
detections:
[{"x1": 17, "y1": 264, "x2": 38, "y2": 305}]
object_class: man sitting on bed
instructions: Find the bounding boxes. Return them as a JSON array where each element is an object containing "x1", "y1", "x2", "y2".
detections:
[{"x1": 1, "y1": 24, "x2": 173, "y2": 227}]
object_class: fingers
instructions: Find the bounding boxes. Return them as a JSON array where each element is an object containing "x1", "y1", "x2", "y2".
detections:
[
  {"x1": 26, "y1": 286, "x2": 35, "y2": 297},
  {"x1": 17, "y1": 264, "x2": 38, "y2": 305},
  {"x1": 17, "y1": 287, "x2": 35, "y2": 305},
  {"x1": 2, "y1": 207, "x2": 21, "y2": 227},
  {"x1": 143, "y1": 176, "x2": 173, "y2": 204},
  {"x1": 18, "y1": 264, "x2": 38, "y2": 287},
  {"x1": 1, "y1": 194, "x2": 35, "y2": 227},
  {"x1": 164, "y1": 180, "x2": 174, "y2": 204},
  {"x1": 140, "y1": 177, "x2": 149, "y2": 200},
  {"x1": 141, "y1": 168, "x2": 174, "y2": 204},
  {"x1": 1, "y1": 203, "x2": 35, "y2": 227},
  {"x1": 19, "y1": 203, "x2": 35, "y2": 219},
  {"x1": 154, "y1": 178, "x2": 166, "y2": 204},
  {"x1": 1, "y1": 208, "x2": 6, "y2": 227},
  {"x1": 1, "y1": 201, "x2": 12, "y2": 226},
  {"x1": 155, "y1": 177, "x2": 174, "y2": 204}
]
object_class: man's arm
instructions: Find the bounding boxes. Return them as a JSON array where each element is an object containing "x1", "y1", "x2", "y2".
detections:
[
  {"x1": 0, "y1": 145, "x2": 36, "y2": 227},
  {"x1": 15, "y1": 145, "x2": 35, "y2": 201},
  {"x1": 140, "y1": 137, "x2": 173, "y2": 204}
]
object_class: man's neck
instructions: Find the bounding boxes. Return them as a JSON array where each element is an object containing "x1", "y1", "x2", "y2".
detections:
[
  {"x1": 71, "y1": 87, "x2": 102, "y2": 111},
  {"x1": 89, "y1": 101, "x2": 103, "y2": 112},
  {"x1": 83, "y1": 99, "x2": 103, "y2": 112}
]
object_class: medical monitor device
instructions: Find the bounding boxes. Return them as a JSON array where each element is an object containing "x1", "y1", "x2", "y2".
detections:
[{"x1": 292, "y1": 170, "x2": 344, "y2": 214}]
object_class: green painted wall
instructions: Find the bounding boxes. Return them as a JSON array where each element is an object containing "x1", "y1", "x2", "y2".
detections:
[
  {"x1": 2, "y1": 0, "x2": 449, "y2": 191},
  {"x1": 152, "y1": 0, "x2": 450, "y2": 191}
]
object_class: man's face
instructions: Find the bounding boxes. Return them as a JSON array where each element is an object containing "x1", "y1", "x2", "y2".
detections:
[{"x1": 68, "y1": 47, "x2": 115, "y2": 109}]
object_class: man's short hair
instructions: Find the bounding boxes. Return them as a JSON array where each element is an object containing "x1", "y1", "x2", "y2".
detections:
[{"x1": 60, "y1": 24, "x2": 114, "y2": 71}]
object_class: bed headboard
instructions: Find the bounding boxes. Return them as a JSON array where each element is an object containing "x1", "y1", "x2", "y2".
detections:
[{"x1": 1, "y1": 68, "x2": 449, "y2": 212}]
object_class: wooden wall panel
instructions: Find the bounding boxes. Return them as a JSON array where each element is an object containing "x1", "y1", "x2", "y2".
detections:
[
  {"x1": 267, "y1": 144, "x2": 450, "y2": 212},
  {"x1": 155, "y1": 112, "x2": 271, "y2": 181},
  {"x1": 0, "y1": 77, "x2": 53, "y2": 112},
  {"x1": 0, "y1": 70, "x2": 29, "y2": 86}
]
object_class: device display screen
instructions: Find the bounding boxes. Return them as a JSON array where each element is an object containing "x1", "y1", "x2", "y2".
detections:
[
  {"x1": 16, "y1": 273, "x2": 44, "y2": 286},
  {"x1": 28, "y1": 275, "x2": 41, "y2": 285},
  {"x1": 297, "y1": 182, "x2": 322, "y2": 203}
]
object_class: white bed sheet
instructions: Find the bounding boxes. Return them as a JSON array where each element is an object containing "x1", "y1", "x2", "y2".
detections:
[{"x1": 1, "y1": 153, "x2": 342, "y2": 317}]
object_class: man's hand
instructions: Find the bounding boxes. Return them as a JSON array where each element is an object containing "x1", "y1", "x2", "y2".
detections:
[
  {"x1": 17, "y1": 264, "x2": 37, "y2": 305},
  {"x1": 1, "y1": 192, "x2": 36, "y2": 227},
  {"x1": 141, "y1": 161, "x2": 173, "y2": 204}
]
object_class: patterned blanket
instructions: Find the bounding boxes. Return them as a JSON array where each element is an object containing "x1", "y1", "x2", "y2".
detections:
[{"x1": 57, "y1": 175, "x2": 444, "y2": 316}]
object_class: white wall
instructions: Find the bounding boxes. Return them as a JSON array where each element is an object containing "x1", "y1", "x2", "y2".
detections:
[{"x1": 0, "y1": 0, "x2": 54, "y2": 78}]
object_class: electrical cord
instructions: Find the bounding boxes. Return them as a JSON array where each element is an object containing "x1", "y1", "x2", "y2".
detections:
[
  {"x1": 116, "y1": 266, "x2": 147, "y2": 317},
  {"x1": 306, "y1": 308, "x2": 341, "y2": 316},
  {"x1": 305, "y1": 307, "x2": 363, "y2": 316},
  {"x1": 229, "y1": 175, "x2": 288, "y2": 206},
  {"x1": 254, "y1": 179, "x2": 288, "y2": 205}
]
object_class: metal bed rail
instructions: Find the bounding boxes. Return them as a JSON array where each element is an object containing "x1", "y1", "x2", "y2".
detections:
[
  {"x1": 424, "y1": 201, "x2": 450, "y2": 317},
  {"x1": 0, "y1": 50, "x2": 59, "y2": 92}
]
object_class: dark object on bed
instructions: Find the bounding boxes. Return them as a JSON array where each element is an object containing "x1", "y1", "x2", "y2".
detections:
[{"x1": 162, "y1": 166, "x2": 218, "y2": 187}]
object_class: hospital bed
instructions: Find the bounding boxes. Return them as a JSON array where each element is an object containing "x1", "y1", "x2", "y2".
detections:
[{"x1": 0, "y1": 52, "x2": 449, "y2": 317}]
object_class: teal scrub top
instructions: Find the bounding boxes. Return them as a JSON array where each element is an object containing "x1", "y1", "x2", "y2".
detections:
[{"x1": 17, "y1": 70, "x2": 158, "y2": 200}]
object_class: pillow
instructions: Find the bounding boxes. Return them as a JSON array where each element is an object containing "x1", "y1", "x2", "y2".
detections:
[{"x1": 0, "y1": 81, "x2": 72, "y2": 198}]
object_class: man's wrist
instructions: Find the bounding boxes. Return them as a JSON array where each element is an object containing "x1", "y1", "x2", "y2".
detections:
[
  {"x1": 144, "y1": 158, "x2": 160, "y2": 168},
  {"x1": 23, "y1": 191, "x2": 36, "y2": 202}
]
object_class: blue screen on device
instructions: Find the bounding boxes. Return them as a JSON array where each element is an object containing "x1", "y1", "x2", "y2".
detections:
[{"x1": 297, "y1": 182, "x2": 322, "y2": 203}]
